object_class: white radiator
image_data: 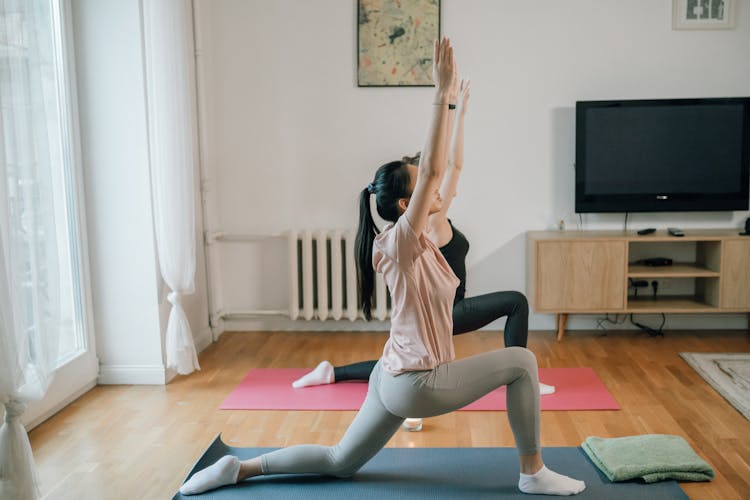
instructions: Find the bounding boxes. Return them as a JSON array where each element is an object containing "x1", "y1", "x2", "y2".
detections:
[{"x1": 288, "y1": 229, "x2": 390, "y2": 321}]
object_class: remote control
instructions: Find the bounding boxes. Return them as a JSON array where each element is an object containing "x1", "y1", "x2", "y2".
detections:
[
  {"x1": 668, "y1": 227, "x2": 685, "y2": 237},
  {"x1": 637, "y1": 228, "x2": 656, "y2": 235}
]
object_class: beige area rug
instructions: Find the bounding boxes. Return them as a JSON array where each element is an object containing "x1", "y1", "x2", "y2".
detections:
[{"x1": 680, "y1": 353, "x2": 750, "y2": 421}]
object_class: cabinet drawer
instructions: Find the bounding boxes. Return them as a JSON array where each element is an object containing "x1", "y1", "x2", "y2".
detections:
[{"x1": 536, "y1": 241, "x2": 626, "y2": 311}]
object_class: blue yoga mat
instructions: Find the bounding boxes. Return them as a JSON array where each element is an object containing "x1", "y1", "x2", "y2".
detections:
[{"x1": 174, "y1": 435, "x2": 688, "y2": 499}]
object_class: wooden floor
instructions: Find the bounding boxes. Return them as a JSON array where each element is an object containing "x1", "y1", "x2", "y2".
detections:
[{"x1": 30, "y1": 329, "x2": 750, "y2": 499}]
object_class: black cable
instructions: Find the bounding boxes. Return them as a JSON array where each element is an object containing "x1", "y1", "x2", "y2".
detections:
[
  {"x1": 596, "y1": 313, "x2": 626, "y2": 331},
  {"x1": 624, "y1": 212, "x2": 629, "y2": 232},
  {"x1": 578, "y1": 213, "x2": 583, "y2": 229},
  {"x1": 629, "y1": 313, "x2": 666, "y2": 337}
]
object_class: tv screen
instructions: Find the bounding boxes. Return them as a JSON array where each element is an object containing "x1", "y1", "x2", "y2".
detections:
[{"x1": 575, "y1": 97, "x2": 750, "y2": 213}]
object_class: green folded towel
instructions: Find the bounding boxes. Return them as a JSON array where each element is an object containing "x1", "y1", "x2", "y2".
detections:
[{"x1": 581, "y1": 434, "x2": 714, "y2": 483}]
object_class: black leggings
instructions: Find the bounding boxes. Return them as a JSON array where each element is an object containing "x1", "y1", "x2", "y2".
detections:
[{"x1": 333, "y1": 291, "x2": 529, "y2": 382}]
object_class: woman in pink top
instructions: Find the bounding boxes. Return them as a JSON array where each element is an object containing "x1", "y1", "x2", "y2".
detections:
[
  {"x1": 179, "y1": 38, "x2": 585, "y2": 497},
  {"x1": 292, "y1": 84, "x2": 556, "y2": 410}
]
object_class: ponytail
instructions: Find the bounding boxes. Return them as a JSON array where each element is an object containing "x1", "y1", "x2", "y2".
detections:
[
  {"x1": 355, "y1": 187, "x2": 378, "y2": 320},
  {"x1": 355, "y1": 160, "x2": 412, "y2": 321}
]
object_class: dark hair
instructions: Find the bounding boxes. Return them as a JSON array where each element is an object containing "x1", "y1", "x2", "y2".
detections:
[
  {"x1": 402, "y1": 151, "x2": 421, "y2": 166},
  {"x1": 355, "y1": 160, "x2": 412, "y2": 320}
]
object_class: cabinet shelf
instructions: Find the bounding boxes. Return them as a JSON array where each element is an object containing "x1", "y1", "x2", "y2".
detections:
[
  {"x1": 626, "y1": 295, "x2": 718, "y2": 313},
  {"x1": 628, "y1": 263, "x2": 720, "y2": 278}
]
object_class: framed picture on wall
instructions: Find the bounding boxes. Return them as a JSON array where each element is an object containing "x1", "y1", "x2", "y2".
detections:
[
  {"x1": 672, "y1": 0, "x2": 736, "y2": 30},
  {"x1": 357, "y1": 0, "x2": 440, "y2": 87}
]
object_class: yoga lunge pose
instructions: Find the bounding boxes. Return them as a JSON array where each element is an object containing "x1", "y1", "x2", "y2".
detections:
[
  {"x1": 292, "y1": 82, "x2": 555, "y2": 402},
  {"x1": 179, "y1": 38, "x2": 585, "y2": 497}
]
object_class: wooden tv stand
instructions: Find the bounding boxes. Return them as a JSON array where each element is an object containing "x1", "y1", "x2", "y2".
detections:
[{"x1": 526, "y1": 229, "x2": 750, "y2": 340}]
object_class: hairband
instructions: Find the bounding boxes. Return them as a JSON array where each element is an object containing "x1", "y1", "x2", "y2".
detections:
[{"x1": 367, "y1": 183, "x2": 375, "y2": 194}]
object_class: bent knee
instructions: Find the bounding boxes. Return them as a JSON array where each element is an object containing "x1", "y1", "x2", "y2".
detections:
[
  {"x1": 505, "y1": 346, "x2": 538, "y2": 372},
  {"x1": 509, "y1": 291, "x2": 529, "y2": 313},
  {"x1": 324, "y1": 448, "x2": 366, "y2": 478},
  {"x1": 328, "y1": 463, "x2": 361, "y2": 478}
]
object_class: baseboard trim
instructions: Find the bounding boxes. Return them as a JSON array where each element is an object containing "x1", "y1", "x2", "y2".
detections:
[
  {"x1": 195, "y1": 326, "x2": 214, "y2": 353},
  {"x1": 222, "y1": 313, "x2": 748, "y2": 332},
  {"x1": 98, "y1": 364, "x2": 166, "y2": 385}
]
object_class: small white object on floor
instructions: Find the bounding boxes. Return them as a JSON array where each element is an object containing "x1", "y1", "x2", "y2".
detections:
[
  {"x1": 402, "y1": 417, "x2": 423, "y2": 431},
  {"x1": 291, "y1": 360, "x2": 334, "y2": 388},
  {"x1": 179, "y1": 455, "x2": 240, "y2": 496},
  {"x1": 518, "y1": 465, "x2": 586, "y2": 496},
  {"x1": 540, "y1": 382, "x2": 556, "y2": 396}
]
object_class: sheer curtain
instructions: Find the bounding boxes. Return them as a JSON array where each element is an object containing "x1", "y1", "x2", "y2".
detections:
[
  {"x1": 143, "y1": 0, "x2": 200, "y2": 375},
  {"x1": 0, "y1": 0, "x2": 63, "y2": 498}
]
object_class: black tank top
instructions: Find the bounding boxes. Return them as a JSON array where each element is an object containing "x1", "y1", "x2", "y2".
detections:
[{"x1": 439, "y1": 220, "x2": 469, "y2": 303}]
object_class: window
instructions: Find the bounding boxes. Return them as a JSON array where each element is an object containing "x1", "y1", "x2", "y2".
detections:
[{"x1": 1, "y1": 0, "x2": 88, "y2": 368}]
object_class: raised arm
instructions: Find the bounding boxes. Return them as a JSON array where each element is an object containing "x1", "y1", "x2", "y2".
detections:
[
  {"x1": 405, "y1": 37, "x2": 458, "y2": 234},
  {"x1": 441, "y1": 79, "x2": 470, "y2": 214},
  {"x1": 432, "y1": 79, "x2": 470, "y2": 228}
]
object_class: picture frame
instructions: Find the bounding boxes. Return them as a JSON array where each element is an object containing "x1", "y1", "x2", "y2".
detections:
[
  {"x1": 357, "y1": 0, "x2": 441, "y2": 87},
  {"x1": 672, "y1": 0, "x2": 736, "y2": 30}
]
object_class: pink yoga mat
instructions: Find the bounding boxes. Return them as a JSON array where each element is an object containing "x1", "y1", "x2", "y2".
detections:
[{"x1": 220, "y1": 367, "x2": 619, "y2": 411}]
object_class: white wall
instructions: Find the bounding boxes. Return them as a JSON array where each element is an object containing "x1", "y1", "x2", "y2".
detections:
[
  {"x1": 197, "y1": 0, "x2": 750, "y2": 333},
  {"x1": 73, "y1": 0, "x2": 211, "y2": 383}
]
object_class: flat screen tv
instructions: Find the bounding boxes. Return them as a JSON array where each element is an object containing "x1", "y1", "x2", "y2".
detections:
[{"x1": 575, "y1": 97, "x2": 750, "y2": 213}]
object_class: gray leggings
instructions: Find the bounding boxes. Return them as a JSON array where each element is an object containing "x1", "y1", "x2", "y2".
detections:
[{"x1": 260, "y1": 346, "x2": 540, "y2": 477}]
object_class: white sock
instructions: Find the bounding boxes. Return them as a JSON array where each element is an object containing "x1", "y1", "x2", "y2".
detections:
[
  {"x1": 179, "y1": 455, "x2": 240, "y2": 496},
  {"x1": 402, "y1": 418, "x2": 423, "y2": 431},
  {"x1": 519, "y1": 465, "x2": 586, "y2": 496},
  {"x1": 540, "y1": 382, "x2": 556, "y2": 395},
  {"x1": 291, "y1": 360, "x2": 334, "y2": 388}
]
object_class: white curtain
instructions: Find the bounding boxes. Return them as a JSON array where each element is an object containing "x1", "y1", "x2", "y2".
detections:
[
  {"x1": 143, "y1": 0, "x2": 200, "y2": 375},
  {"x1": 0, "y1": 0, "x2": 63, "y2": 498}
]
